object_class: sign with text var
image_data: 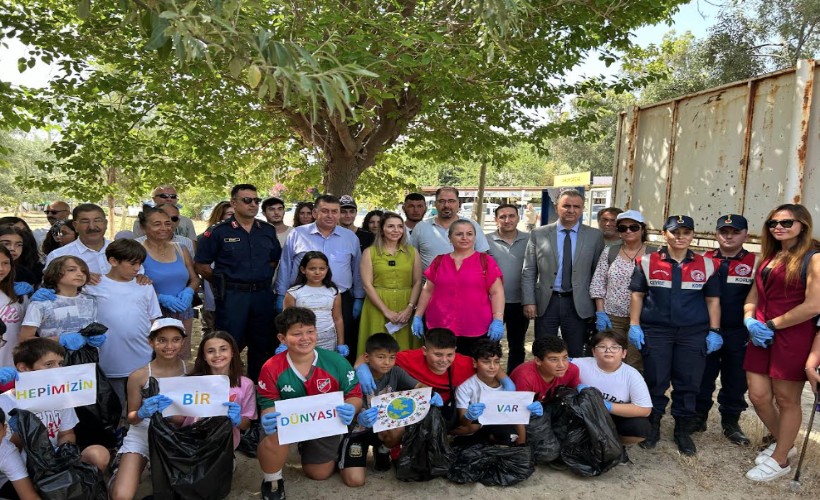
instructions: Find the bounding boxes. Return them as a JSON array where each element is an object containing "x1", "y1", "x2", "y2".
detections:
[{"x1": 14, "y1": 363, "x2": 97, "y2": 412}]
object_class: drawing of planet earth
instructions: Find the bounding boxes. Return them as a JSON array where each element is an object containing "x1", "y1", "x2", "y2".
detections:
[{"x1": 386, "y1": 397, "x2": 415, "y2": 420}]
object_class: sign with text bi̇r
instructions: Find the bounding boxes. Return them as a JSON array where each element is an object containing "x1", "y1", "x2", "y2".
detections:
[
  {"x1": 14, "y1": 363, "x2": 97, "y2": 412},
  {"x1": 478, "y1": 391, "x2": 536, "y2": 426},
  {"x1": 274, "y1": 392, "x2": 347, "y2": 445},
  {"x1": 371, "y1": 387, "x2": 432, "y2": 433},
  {"x1": 159, "y1": 375, "x2": 230, "y2": 418}
]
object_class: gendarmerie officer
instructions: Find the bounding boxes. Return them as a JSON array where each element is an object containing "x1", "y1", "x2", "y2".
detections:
[
  {"x1": 628, "y1": 215, "x2": 722, "y2": 456},
  {"x1": 195, "y1": 183, "x2": 281, "y2": 382},
  {"x1": 695, "y1": 214, "x2": 756, "y2": 445}
]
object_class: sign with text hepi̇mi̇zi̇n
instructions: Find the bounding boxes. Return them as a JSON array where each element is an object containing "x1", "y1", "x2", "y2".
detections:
[
  {"x1": 14, "y1": 363, "x2": 97, "y2": 412},
  {"x1": 478, "y1": 391, "x2": 536, "y2": 425},
  {"x1": 159, "y1": 375, "x2": 230, "y2": 418},
  {"x1": 371, "y1": 387, "x2": 431, "y2": 433},
  {"x1": 274, "y1": 392, "x2": 347, "y2": 445}
]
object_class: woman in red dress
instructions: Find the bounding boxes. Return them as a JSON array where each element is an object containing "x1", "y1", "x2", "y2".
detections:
[{"x1": 743, "y1": 203, "x2": 820, "y2": 481}]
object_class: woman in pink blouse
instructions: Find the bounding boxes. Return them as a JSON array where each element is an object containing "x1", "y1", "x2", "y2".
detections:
[{"x1": 411, "y1": 220, "x2": 506, "y2": 355}]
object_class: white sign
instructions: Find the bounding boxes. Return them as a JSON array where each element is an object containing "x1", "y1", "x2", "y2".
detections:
[
  {"x1": 159, "y1": 375, "x2": 230, "y2": 418},
  {"x1": 14, "y1": 363, "x2": 97, "y2": 412},
  {"x1": 478, "y1": 391, "x2": 536, "y2": 425},
  {"x1": 371, "y1": 387, "x2": 431, "y2": 432},
  {"x1": 274, "y1": 392, "x2": 347, "y2": 445}
]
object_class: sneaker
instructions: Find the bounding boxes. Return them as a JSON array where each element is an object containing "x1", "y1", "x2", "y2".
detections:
[
  {"x1": 374, "y1": 445, "x2": 391, "y2": 471},
  {"x1": 261, "y1": 479, "x2": 285, "y2": 500},
  {"x1": 754, "y1": 443, "x2": 797, "y2": 465},
  {"x1": 746, "y1": 456, "x2": 791, "y2": 482}
]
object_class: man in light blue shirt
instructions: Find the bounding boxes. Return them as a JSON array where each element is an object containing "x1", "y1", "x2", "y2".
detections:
[
  {"x1": 410, "y1": 187, "x2": 489, "y2": 270},
  {"x1": 274, "y1": 194, "x2": 364, "y2": 361}
]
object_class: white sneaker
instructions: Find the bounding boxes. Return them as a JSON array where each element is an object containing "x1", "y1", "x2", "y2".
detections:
[
  {"x1": 746, "y1": 456, "x2": 791, "y2": 482},
  {"x1": 754, "y1": 443, "x2": 797, "y2": 465}
]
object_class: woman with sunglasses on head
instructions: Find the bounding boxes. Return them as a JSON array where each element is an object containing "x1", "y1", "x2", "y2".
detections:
[
  {"x1": 742, "y1": 204, "x2": 820, "y2": 482},
  {"x1": 590, "y1": 210, "x2": 655, "y2": 372}
]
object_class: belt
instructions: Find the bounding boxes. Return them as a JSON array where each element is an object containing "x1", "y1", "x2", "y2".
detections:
[
  {"x1": 552, "y1": 290, "x2": 573, "y2": 297},
  {"x1": 224, "y1": 280, "x2": 271, "y2": 292}
]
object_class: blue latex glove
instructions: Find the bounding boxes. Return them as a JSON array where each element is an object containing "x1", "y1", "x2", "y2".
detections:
[
  {"x1": 275, "y1": 295, "x2": 285, "y2": 314},
  {"x1": 465, "y1": 402, "x2": 485, "y2": 421},
  {"x1": 336, "y1": 403, "x2": 356, "y2": 425},
  {"x1": 137, "y1": 394, "x2": 173, "y2": 419},
  {"x1": 59, "y1": 333, "x2": 86, "y2": 351},
  {"x1": 603, "y1": 400, "x2": 613, "y2": 412},
  {"x1": 176, "y1": 287, "x2": 195, "y2": 308},
  {"x1": 275, "y1": 344, "x2": 288, "y2": 355},
  {"x1": 595, "y1": 311, "x2": 613, "y2": 331},
  {"x1": 487, "y1": 319, "x2": 504, "y2": 341},
  {"x1": 527, "y1": 401, "x2": 544, "y2": 417},
  {"x1": 576, "y1": 383, "x2": 590, "y2": 393},
  {"x1": 31, "y1": 288, "x2": 57, "y2": 302},
  {"x1": 628, "y1": 325, "x2": 645, "y2": 350},
  {"x1": 356, "y1": 364, "x2": 376, "y2": 395},
  {"x1": 86, "y1": 334, "x2": 107, "y2": 348},
  {"x1": 158, "y1": 294, "x2": 186, "y2": 313},
  {"x1": 411, "y1": 316, "x2": 424, "y2": 338},
  {"x1": 744, "y1": 318, "x2": 774, "y2": 348},
  {"x1": 336, "y1": 344, "x2": 350, "y2": 357},
  {"x1": 705, "y1": 330, "x2": 723, "y2": 354},
  {"x1": 13, "y1": 282, "x2": 33, "y2": 296},
  {"x1": 357, "y1": 406, "x2": 379, "y2": 428},
  {"x1": 499, "y1": 377, "x2": 516, "y2": 391},
  {"x1": 224, "y1": 401, "x2": 242, "y2": 427},
  {"x1": 352, "y1": 298, "x2": 364, "y2": 319},
  {"x1": 430, "y1": 392, "x2": 443, "y2": 407},
  {"x1": 261, "y1": 411, "x2": 281, "y2": 435},
  {"x1": 0, "y1": 367, "x2": 19, "y2": 385}
]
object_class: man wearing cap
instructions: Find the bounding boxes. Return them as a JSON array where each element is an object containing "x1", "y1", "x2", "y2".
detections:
[
  {"x1": 132, "y1": 184, "x2": 197, "y2": 239},
  {"x1": 628, "y1": 215, "x2": 722, "y2": 455},
  {"x1": 195, "y1": 184, "x2": 282, "y2": 382},
  {"x1": 597, "y1": 207, "x2": 624, "y2": 247},
  {"x1": 338, "y1": 195, "x2": 374, "y2": 252},
  {"x1": 522, "y1": 189, "x2": 604, "y2": 358},
  {"x1": 694, "y1": 214, "x2": 756, "y2": 446}
]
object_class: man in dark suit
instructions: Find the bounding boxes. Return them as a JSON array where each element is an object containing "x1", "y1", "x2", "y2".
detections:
[{"x1": 521, "y1": 189, "x2": 605, "y2": 357}]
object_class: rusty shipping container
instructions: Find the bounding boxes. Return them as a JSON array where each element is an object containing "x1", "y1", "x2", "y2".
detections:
[{"x1": 613, "y1": 59, "x2": 820, "y2": 242}]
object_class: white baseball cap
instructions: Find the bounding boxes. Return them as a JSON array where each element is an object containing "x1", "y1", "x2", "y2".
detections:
[
  {"x1": 616, "y1": 210, "x2": 645, "y2": 224},
  {"x1": 149, "y1": 317, "x2": 187, "y2": 337}
]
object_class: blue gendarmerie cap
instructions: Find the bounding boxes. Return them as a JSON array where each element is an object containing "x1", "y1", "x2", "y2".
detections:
[
  {"x1": 715, "y1": 214, "x2": 748, "y2": 231},
  {"x1": 663, "y1": 215, "x2": 694, "y2": 231}
]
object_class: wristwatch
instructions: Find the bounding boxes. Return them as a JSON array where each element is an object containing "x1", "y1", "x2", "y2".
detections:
[{"x1": 765, "y1": 320, "x2": 777, "y2": 331}]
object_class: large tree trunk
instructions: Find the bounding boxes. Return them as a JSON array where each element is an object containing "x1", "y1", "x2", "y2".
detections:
[{"x1": 324, "y1": 157, "x2": 365, "y2": 196}]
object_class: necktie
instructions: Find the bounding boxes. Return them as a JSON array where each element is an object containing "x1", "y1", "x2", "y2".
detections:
[{"x1": 562, "y1": 228, "x2": 572, "y2": 292}]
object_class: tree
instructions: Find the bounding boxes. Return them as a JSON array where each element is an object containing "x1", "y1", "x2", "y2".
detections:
[{"x1": 2, "y1": 0, "x2": 689, "y2": 198}]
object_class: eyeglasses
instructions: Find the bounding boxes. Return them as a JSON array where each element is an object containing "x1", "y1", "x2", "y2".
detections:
[
  {"x1": 43, "y1": 209, "x2": 67, "y2": 215},
  {"x1": 766, "y1": 219, "x2": 795, "y2": 229},
  {"x1": 237, "y1": 197, "x2": 262, "y2": 205},
  {"x1": 155, "y1": 193, "x2": 178, "y2": 200},
  {"x1": 617, "y1": 224, "x2": 641, "y2": 233},
  {"x1": 594, "y1": 345, "x2": 623, "y2": 353},
  {"x1": 170, "y1": 216, "x2": 180, "y2": 223}
]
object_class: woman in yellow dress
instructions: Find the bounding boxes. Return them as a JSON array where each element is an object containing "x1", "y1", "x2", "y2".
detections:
[{"x1": 357, "y1": 212, "x2": 422, "y2": 355}]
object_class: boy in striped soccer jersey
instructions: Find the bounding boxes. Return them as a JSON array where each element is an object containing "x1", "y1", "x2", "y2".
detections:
[{"x1": 256, "y1": 307, "x2": 362, "y2": 500}]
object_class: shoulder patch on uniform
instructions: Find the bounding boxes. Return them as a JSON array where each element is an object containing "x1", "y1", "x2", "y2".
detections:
[{"x1": 203, "y1": 219, "x2": 230, "y2": 237}]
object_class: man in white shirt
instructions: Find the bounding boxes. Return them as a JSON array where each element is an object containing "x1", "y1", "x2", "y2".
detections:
[
  {"x1": 45, "y1": 203, "x2": 111, "y2": 284},
  {"x1": 32, "y1": 200, "x2": 71, "y2": 247}
]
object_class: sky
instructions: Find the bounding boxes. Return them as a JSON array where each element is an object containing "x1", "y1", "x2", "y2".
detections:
[{"x1": 0, "y1": 0, "x2": 723, "y2": 88}]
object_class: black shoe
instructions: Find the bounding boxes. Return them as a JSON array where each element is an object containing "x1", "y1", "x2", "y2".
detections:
[
  {"x1": 674, "y1": 418, "x2": 697, "y2": 456},
  {"x1": 640, "y1": 414, "x2": 662, "y2": 449},
  {"x1": 374, "y1": 446, "x2": 391, "y2": 471},
  {"x1": 261, "y1": 479, "x2": 285, "y2": 500},
  {"x1": 721, "y1": 414, "x2": 751, "y2": 446},
  {"x1": 692, "y1": 412, "x2": 708, "y2": 433},
  {"x1": 619, "y1": 446, "x2": 631, "y2": 465}
]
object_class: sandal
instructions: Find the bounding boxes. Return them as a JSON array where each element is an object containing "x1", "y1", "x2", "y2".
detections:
[
  {"x1": 755, "y1": 443, "x2": 796, "y2": 465},
  {"x1": 746, "y1": 456, "x2": 791, "y2": 482}
]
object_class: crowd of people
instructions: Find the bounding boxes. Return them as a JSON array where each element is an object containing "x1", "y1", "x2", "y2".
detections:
[{"x1": 0, "y1": 183, "x2": 817, "y2": 499}]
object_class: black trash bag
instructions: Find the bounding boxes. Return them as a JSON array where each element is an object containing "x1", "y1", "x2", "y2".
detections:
[
  {"x1": 236, "y1": 420, "x2": 262, "y2": 458},
  {"x1": 448, "y1": 444, "x2": 534, "y2": 486},
  {"x1": 558, "y1": 386, "x2": 622, "y2": 477},
  {"x1": 148, "y1": 380, "x2": 234, "y2": 500},
  {"x1": 62, "y1": 322, "x2": 121, "y2": 449},
  {"x1": 395, "y1": 406, "x2": 453, "y2": 482},
  {"x1": 12, "y1": 409, "x2": 107, "y2": 500},
  {"x1": 526, "y1": 406, "x2": 560, "y2": 464}
]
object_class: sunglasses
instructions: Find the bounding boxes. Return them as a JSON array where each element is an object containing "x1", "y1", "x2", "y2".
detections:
[
  {"x1": 617, "y1": 224, "x2": 642, "y2": 233},
  {"x1": 43, "y1": 209, "x2": 67, "y2": 215},
  {"x1": 155, "y1": 193, "x2": 178, "y2": 200},
  {"x1": 170, "y1": 216, "x2": 180, "y2": 223},
  {"x1": 237, "y1": 197, "x2": 262, "y2": 205},
  {"x1": 766, "y1": 219, "x2": 795, "y2": 229}
]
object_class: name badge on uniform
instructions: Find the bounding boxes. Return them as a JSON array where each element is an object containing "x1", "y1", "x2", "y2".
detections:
[{"x1": 224, "y1": 237, "x2": 240, "y2": 243}]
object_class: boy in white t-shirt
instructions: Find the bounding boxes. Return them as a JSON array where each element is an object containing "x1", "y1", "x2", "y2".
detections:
[
  {"x1": 573, "y1": 330, "x2": 652, "y2": 461},
  {"x1": 0, "y1": 408, "x2": 38, "y2": 500},
  {"x1": 452, "y1": 339, "x2": 539, "y2": 446},
  {"x1": 83, "y1": 239, "x2": 162, "y2": 411}
]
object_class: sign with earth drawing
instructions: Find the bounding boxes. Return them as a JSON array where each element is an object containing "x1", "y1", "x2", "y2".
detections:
[{"x1": 371, "y1": 387, "x2": 432, "y2": 432}]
